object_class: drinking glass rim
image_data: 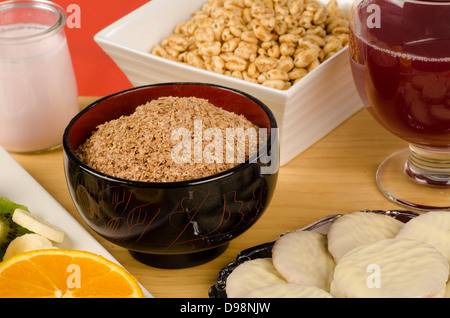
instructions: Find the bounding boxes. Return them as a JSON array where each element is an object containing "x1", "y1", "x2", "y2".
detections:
[
  {"x1": 404, "y1": 0, "x2": 450, "y2": 5},
  {"x1": 0, "y1": 0, "x2": 66, "y2": 43},
  {"x1": 353, "y1": 0, "x2": 450, "y2": 6}
]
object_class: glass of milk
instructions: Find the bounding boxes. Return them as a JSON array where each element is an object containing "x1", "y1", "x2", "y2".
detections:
[{"x1": 0, "y1": 0, "x2": 79, "y2": 153}]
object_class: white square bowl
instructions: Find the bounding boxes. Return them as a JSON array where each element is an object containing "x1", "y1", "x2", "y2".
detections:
[{"x1": 94, "y1": 0, "x2": 362, "y2": 166}]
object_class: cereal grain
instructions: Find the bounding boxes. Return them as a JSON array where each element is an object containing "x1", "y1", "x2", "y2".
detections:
[{"x1": 76, "y1": 96, "x2": 259, "y2": 182}]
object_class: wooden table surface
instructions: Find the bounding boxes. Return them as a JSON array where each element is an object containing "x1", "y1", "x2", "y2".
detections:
[{"x1": 10, "y1": 96, "x2": 408, "y2": 298}]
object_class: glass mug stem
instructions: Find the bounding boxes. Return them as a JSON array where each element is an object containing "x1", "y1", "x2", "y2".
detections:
[
  {"x1": 375, "y1": 146, "x2": 450, "y2": 211},
  {"x1": 407, "y1": 144, "x2": 450, "y2": 187}
]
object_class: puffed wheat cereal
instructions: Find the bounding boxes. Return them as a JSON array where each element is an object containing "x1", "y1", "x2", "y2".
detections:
[{"x1": 151, "y1": 0, "x2": 349, "y2": 90}]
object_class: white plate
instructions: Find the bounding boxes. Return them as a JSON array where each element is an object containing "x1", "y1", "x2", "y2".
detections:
[{"x1": 0, "y1": 146, "x2": 152, "y2": 298}]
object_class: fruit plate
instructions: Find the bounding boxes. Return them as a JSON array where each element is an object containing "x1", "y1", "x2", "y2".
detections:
[
  {"x1": 208, "y1": 210, "x2": 420, "y2": 298},
  {"x1": 0, "y1": 146, "x2": 152, "y2": 298}
]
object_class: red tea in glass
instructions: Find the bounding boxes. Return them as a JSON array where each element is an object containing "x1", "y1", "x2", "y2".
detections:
[
  {"x1": 349, "y1": 0, "x2": 450, "y2": 210},
  {"x1": 351, "y1": 0, "x2": 450, "y2": 147}
]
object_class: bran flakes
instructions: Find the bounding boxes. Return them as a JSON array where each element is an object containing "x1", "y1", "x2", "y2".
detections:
[{"x1": 76, "y1": 96, "x2": 259, "y2": 182}]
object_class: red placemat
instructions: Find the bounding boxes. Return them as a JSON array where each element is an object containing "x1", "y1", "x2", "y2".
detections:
[{"x1": 54, "y1": 0, "x2": 149, "y2": 97}]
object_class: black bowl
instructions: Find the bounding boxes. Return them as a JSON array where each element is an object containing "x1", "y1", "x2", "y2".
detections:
[{"x1": 63, "y1": 83, "x2": 279, "y2": 269}]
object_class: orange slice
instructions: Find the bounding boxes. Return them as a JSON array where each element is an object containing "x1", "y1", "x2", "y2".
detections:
[{"x1": 0, "y1": 249, "x2": 145, "y2": 298}]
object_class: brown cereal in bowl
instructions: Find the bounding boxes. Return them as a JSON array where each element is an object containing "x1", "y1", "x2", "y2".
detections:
[{"x1": 76, "y1": 96, "x2": 260, "y2": 183}]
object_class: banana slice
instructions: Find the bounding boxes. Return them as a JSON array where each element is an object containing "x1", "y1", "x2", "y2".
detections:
[
  {"x1": 12, "y1": 209, "x2": 65, "y2": 243},
  {"x1": 3, "y1": 233, "x2": 55, "y2": 261}
]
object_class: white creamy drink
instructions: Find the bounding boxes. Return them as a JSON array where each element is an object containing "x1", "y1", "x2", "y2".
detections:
[{"x1": 0, "y1": 23, "x2": 79, "y2": 153}]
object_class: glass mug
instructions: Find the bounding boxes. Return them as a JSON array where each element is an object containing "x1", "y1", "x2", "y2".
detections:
[
  {"x1": 0, "y1": 0, "x2": 79, "y2": 153},
  {"x1": 350, "y1": 0, "x2": 450, "y2": 210}
]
